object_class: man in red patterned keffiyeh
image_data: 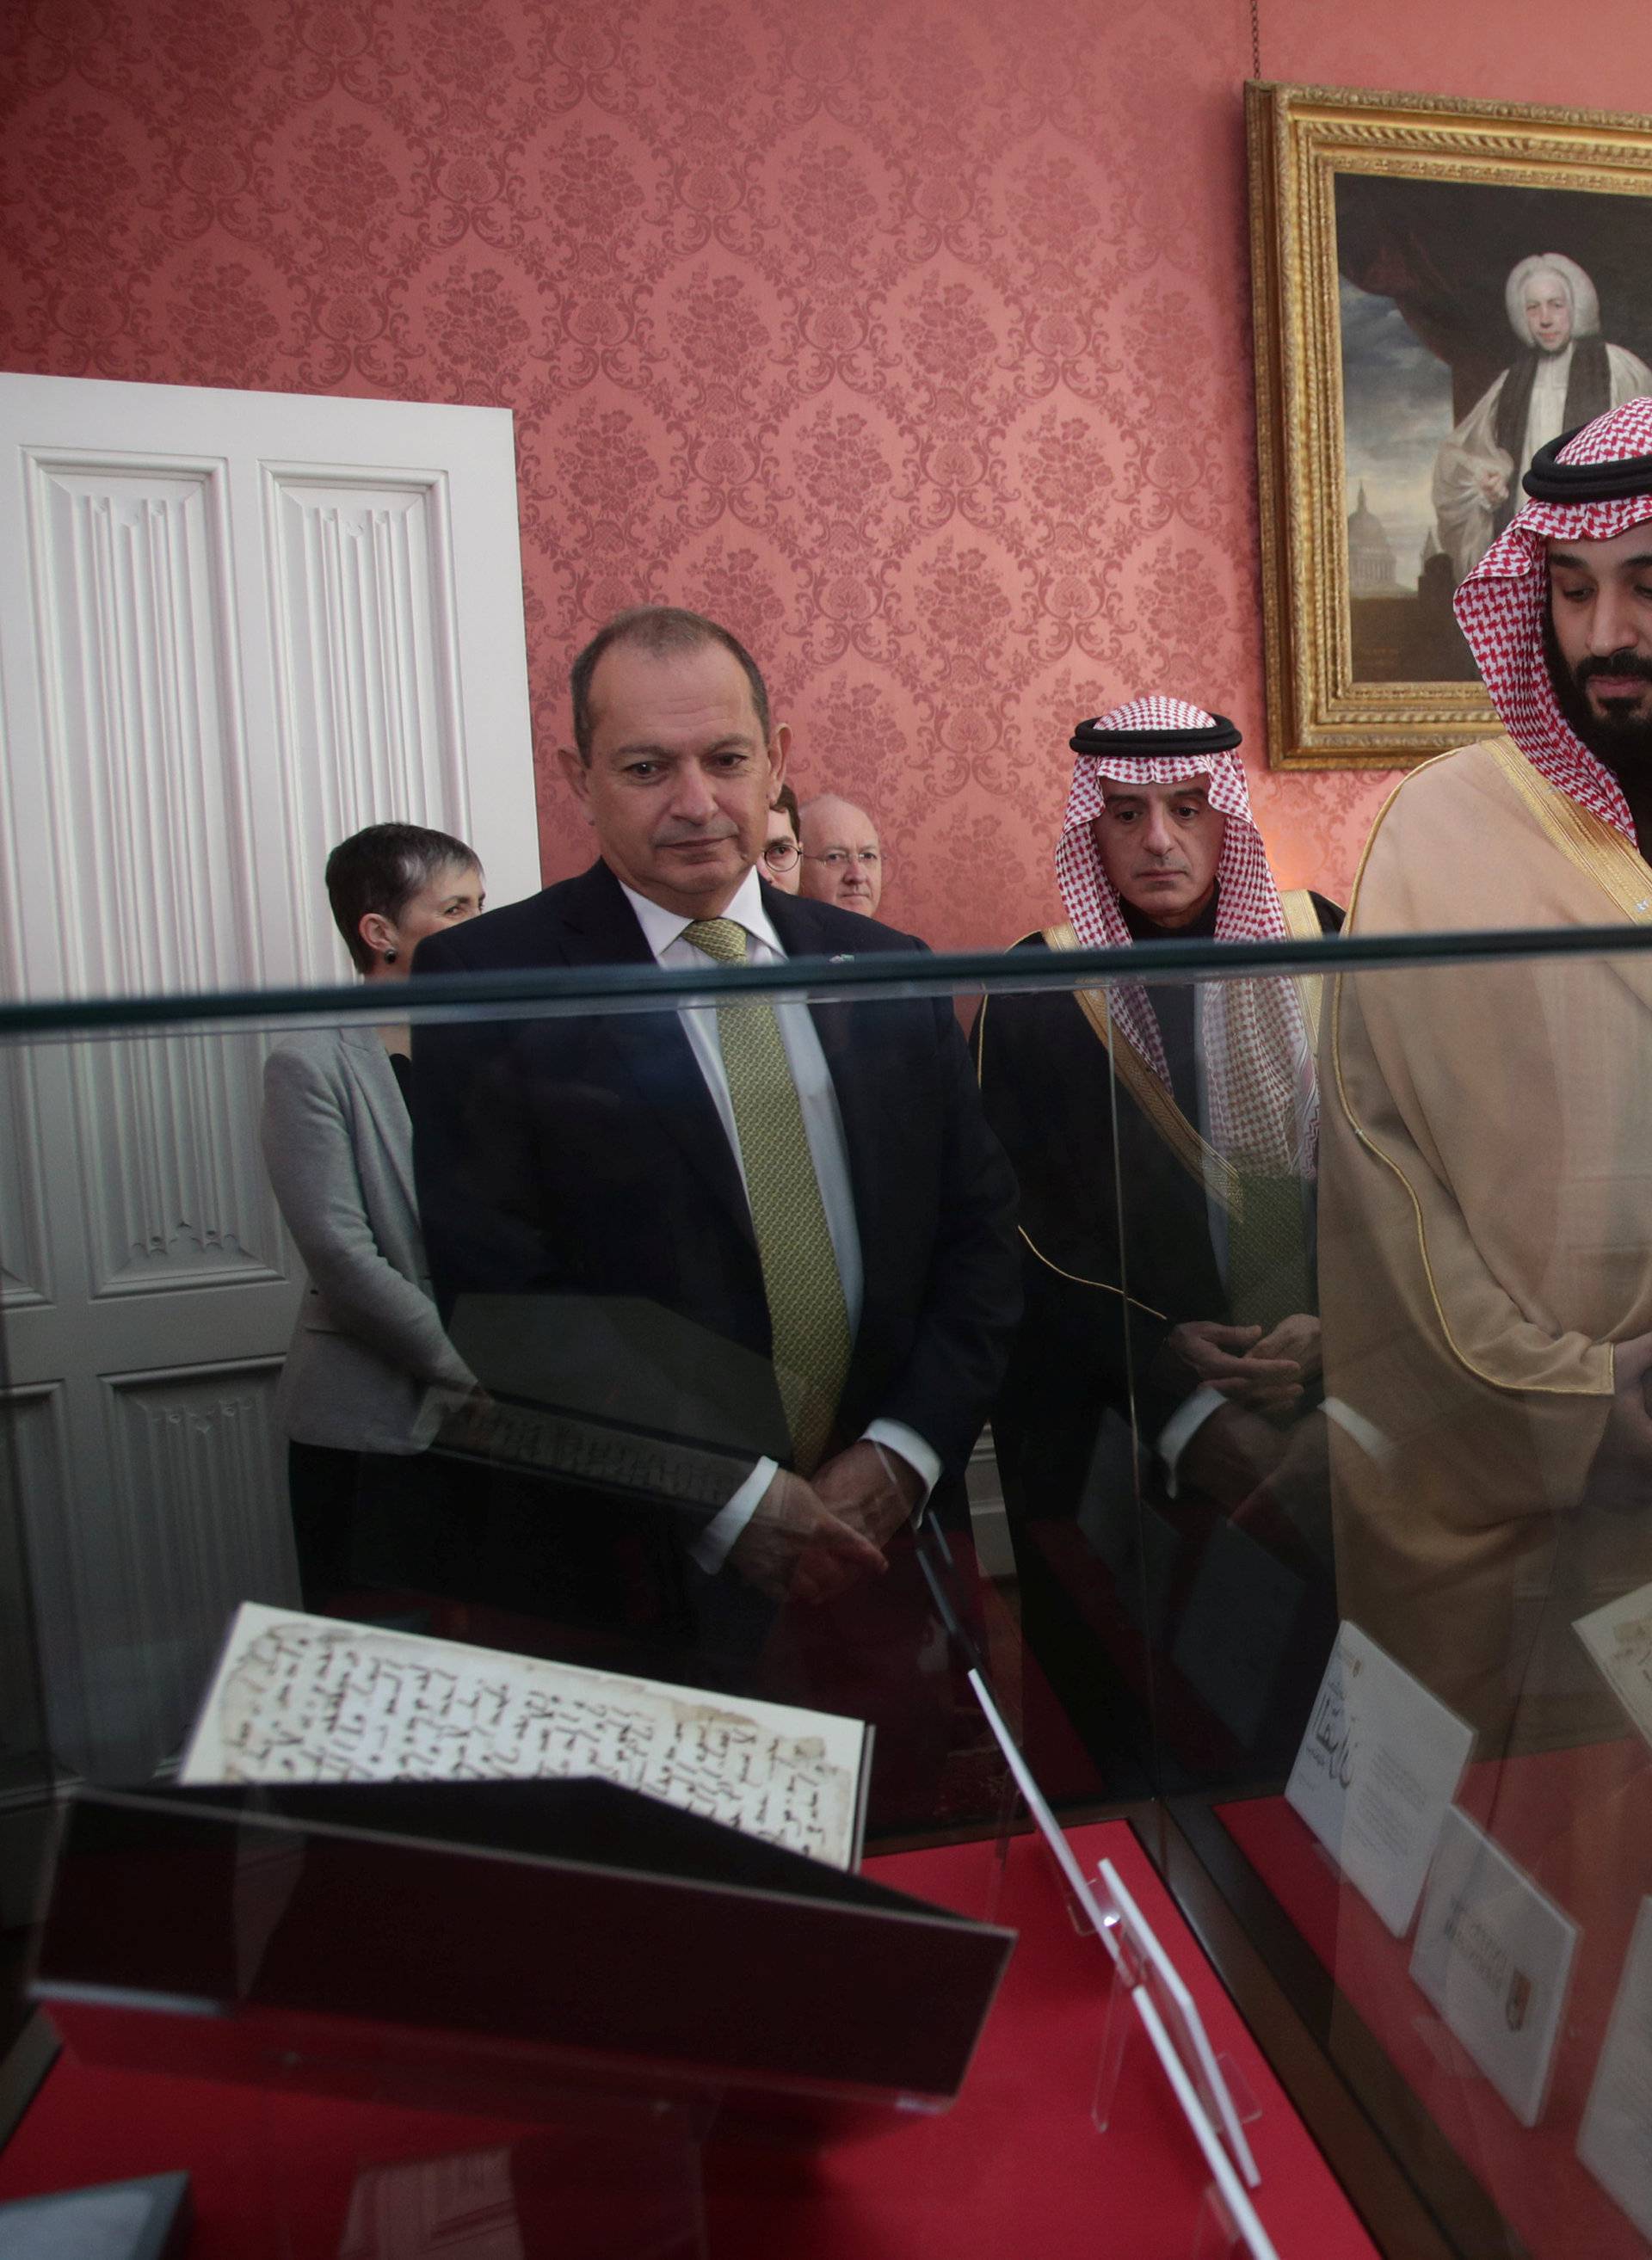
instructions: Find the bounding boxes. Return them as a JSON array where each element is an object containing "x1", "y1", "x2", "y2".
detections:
[
  {"x1": 1052, "y1": 697, "x2": 1323, "y2": 1178},
  {"x1": 1322, "y1": 397, "x2": 1652, "y2": 1746},
  {"x1": 976, "y1": 697, "x2": 1343, "y2": 1779}
]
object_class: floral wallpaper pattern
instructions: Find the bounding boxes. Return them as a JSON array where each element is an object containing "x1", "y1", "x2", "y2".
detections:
[{"x1": 4, "y1": 0, "x2": 1630, "y2": 947}]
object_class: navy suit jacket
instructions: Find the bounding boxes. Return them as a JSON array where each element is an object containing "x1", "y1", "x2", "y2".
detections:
[{"x1": 407, "y1": 860, "x2": 1020, "y2": 1641}]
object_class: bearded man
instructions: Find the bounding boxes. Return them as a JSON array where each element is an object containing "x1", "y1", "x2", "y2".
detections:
[
  {"x1": 976, "y1": 698, "x2": 1341, "y2": 1781},
  {"x1": 1323, "y1": 397, "x2": 1652, "y2": 1748}
]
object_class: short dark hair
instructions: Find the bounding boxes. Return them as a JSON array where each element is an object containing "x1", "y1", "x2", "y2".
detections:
[
  {"x1": 771, "y1": 780, "x2": 800, "y2": 838},
  {"x1": 569, "y1": 607, "x2": 772, "y2": 762},
  {"x1": 325, "y1": 822, "x2": 480, "y2": 973}
]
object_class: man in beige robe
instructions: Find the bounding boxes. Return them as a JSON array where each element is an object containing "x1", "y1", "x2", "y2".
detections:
[{"x1": 1323, "y1": 398, "x2": 1652, "y2": 1746}]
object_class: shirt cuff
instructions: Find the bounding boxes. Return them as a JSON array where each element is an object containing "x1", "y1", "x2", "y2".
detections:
[
  {"x1": 689, "y1": 1456, "x2": 777, "y2": 1575},
  {"x1": 689, "y1": 1422, "x2": 942, "y2": 1578},
  {"x1": 863, "y1": 1420, "x2": 940, "y2": 1527},
  {"x1": 1156, "y1": 1385, "x2": 1226, "y2": 1500}
]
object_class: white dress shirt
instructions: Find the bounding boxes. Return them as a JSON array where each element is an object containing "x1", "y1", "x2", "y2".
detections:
[{"x1": 618, "y1": 871, "x2": 940, "y2": 1569}]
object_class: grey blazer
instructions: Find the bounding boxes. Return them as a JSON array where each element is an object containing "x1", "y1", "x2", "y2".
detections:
[{"x1": 262, "y1": 1025, "x2": 472, "y2": 1454}]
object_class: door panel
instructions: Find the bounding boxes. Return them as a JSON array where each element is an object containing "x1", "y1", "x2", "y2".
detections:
[
  {"x1": 0, "y1": 374, "x2": 539, "y2": 1780},
  {"x1": 266, "y1": 468, "x2": 481, "y2": 986}
]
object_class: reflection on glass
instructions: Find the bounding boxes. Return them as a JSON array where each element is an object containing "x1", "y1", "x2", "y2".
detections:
[
  {"x1": 8, "y1": 933, "x2": 1652, "y2": 2257},
  {"x1": 975, "y1": 696, "x2": 1341, "y2": 1795}
]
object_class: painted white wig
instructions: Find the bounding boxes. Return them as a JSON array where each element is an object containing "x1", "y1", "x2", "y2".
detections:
[{"x1": 1505, "y1": 252, "x2": 1600, "y2": 345}]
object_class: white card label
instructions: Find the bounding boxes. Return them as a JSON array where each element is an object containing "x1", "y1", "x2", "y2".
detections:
[
  {"x1": 1580, "y1": 1897, "x2": 1652, "y2": 2238},
  {"x1": 1410, "y1": 1805, "x2": 1578, "y2": 2128},
  {"x1": 1285, "y1": 1620, "x2": 1474, "y2": 1937},
  {"x1": 1575, "y1": 1579, "x2": 1652, "y2": 1751}
]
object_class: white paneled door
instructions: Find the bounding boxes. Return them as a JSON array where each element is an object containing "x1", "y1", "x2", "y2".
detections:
[{"x1": 0, "y1": 376, "x2": 539, "y2": 1779}]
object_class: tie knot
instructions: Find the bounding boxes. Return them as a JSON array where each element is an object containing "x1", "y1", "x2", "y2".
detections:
[{"x1": 685, "y1": 917, "x2": 749, "y2": 965}]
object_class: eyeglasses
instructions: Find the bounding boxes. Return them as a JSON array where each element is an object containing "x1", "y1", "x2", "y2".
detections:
[
  {"x1": 762, "y1": 839, "x2": 801, "y2": 871},
  {"x1": 803, "y1": 848, "x2": 881, "y2": 869}
]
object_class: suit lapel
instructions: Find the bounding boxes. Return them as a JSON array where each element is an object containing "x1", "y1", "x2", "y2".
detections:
[{"x1": 560, "y1": 863, "x2": 755, "y2": 1245}]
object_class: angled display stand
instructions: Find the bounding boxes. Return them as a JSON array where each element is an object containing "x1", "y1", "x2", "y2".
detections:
[
  {"x1": 3, "y1": 1818, "x2": 1376, "y2": 2259},
  {"x1": 31, "y1": 1777, "x2": 1014, "y2": 2128}
]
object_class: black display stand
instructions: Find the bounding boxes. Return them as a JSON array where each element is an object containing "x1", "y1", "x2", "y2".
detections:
[{"x1": 32, "y1": 1778, "x2": 1014, "y2": 2136}]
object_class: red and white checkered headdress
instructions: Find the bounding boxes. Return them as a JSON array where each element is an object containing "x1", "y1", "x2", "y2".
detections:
[
  {"x1": 1454, "y1": 395, "x2": 1652, "y2": 838},
  {"x1": 1056, "y1": 696, "x2": 1316, "y2": 1174}
]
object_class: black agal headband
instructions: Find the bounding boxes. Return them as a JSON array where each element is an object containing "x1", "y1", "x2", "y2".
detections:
[
  {"x1": 1069, "y1": 713, "x2": 1242, "y2": 758},
  {"x1": 1524, "y1": 428, "x2": 1652, "y2": 502}
]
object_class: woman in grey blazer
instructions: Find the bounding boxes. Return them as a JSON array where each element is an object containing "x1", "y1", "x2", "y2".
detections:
[{"x1": 262, "y1": 824, "x2": 484, "y2": 1605}]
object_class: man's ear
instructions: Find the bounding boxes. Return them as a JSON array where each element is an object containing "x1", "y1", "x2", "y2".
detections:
[
  {"x1": 557, "y1": 743, "x2": 595, "y2": 822},
  {"x1": 359, "y1": 910, "x2": 396, "y2": 960},
  {"x1": 767, "y1": 719, "x2": 792, "y2": 796}
]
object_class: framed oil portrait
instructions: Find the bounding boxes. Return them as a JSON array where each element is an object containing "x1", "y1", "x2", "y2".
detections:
[{"x1": 1248, "y1": 82, "x2": 1652, "y2": 769}]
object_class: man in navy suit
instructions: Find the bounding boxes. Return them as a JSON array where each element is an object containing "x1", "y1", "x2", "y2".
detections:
[{"x1": 410, "y1": 609, "x2": 1020, "y2": 1772}]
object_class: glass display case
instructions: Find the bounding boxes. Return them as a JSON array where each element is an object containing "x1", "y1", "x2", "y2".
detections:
[{"x1": 2, "y1": 921, "x2": 1649, "y2": 2257}]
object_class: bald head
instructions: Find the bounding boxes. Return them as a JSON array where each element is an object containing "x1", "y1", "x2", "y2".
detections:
[{"x1": 799, "y1": 794, "x2": 883, "y2": 914}]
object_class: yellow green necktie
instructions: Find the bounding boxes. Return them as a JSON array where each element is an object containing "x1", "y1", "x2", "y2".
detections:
[{"x1": 684, "y1": 918, "x2": 851, "y2": 1473}]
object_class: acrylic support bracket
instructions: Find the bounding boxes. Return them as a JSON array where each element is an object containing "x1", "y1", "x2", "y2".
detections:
[
  {"x1": 966, "y1": 1669, "x2": 1279, "y2": 2260},
  {"x1": 1099, "y1": 1857, "x2": 1262, "y2": 2187}
]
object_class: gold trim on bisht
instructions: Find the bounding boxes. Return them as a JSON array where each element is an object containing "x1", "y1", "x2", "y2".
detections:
[
  {"x1": 1328, "y1": 741, "x2": 1626, "y2": 1398},
  {"x1": 1484, "y1": 736, "x2": 1652, "y2": 925},
  {"x1": 972, "y1": 969, "x2": 1168, "y2": 1315},
  {"x1": 1040, "y1": 921, "x2": 1244, "y2": 1216},
  {"x1": 1279, "y1": 886, "x2": 1332, "y2": 1052}
]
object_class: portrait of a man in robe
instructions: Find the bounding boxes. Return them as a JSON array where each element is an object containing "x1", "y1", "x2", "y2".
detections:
[
  {"x1": 1332, "y1": 176, "x2": 1652, "y2": 689},
  {"x1": 1432, "y1": 252, "x2": 1652, "y2": 579}
]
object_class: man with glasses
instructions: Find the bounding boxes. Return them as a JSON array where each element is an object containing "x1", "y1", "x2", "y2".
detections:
[
  {"x1": 799, "y1": 793, "x2": 885, "y2": 915},
  {"x1": 761, "y1": 781, "x2": 803, "y2": 894}
]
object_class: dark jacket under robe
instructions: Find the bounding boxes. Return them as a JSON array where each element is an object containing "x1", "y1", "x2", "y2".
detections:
[{"x1": 974, "y1": 891, "x2": 1341, "y2": 1787}]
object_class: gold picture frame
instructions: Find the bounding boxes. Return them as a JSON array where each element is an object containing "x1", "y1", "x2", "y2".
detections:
[{"x1": 1248, "y1": 81, "x2": 1652, "y2": 769}]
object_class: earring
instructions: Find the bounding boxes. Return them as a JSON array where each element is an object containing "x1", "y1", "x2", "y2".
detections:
[{"x1": 383, "y1": 946, "x2": 398, "y2": 964}]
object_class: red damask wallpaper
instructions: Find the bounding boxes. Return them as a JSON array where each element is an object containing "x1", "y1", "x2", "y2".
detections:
[{"x1": 3, "y1": 0, "x2": 1647, "y2": 947}]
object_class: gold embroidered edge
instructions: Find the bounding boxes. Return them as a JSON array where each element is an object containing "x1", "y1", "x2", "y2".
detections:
[
  {"x1": 1279, "y1": 887, "x2": 1334, "y2": 1049},
  {"x1": 1039, "y1": 921, "x2": 1244, "y2": 1215},
  {"x1": 1329, "y1": 748, "x2": 1614, "y2": 1398},
  {"x1": 1483, "y1": 736, "x2": 1652, "y2": 927},
  {"x1": 972, "y1": 964, "x2": 1169, "y2": 1318}
]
